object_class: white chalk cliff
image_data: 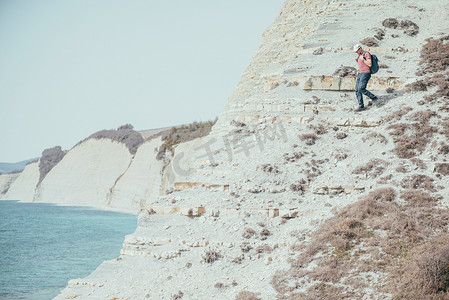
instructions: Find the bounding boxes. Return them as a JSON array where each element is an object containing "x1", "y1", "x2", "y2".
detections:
[{"x1": 1, "y1": 135, "x2": 167, "y2": 214}]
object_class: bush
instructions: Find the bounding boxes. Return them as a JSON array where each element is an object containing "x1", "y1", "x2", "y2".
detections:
[
  {"x1": 299, "y1": 133, "x2": 318, "y2": 146},
  {"x1": 202, "y1": 248, "x2": 221, "y2": 263},
  {"x1": 271, "y1": 185, "x2": 449, "y2": 298},
  {"x1": 382, "y1": 18, "x2": 399, "y2": 28},
  {"x1": 155, "y1": 119, "x2": 217, "y2": 160},
  {"x1": 38, "y1": 146, "x2": 66, "y2": 186},
  {"x1": 352, "y1": 159, "x2": 389, "y2": 178},
  {"x1": 235, "y1": 291, "x2": 261, "y2": 300},
  {"x1": 78, "y1": 124, "x2": 144, "y2": 155},
  {"x1": 360, "y1": 37, "x2": 378, "y2": 47},
  {"x1": 333, "y1": 66, "x2": 357, "y2": 77}
]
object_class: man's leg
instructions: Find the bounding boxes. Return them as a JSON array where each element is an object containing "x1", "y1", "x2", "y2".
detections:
[
  {"x1": 355, "y1": 74, "x2": 364, "y2": 108},
  {"x1": 359, "y1": 73, "x2": 376, "y2": 100}
]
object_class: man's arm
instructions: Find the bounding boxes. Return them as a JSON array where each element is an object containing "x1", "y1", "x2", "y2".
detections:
[
  {"x1": 362, "y1": 54, "x2": 372, "y2": 67},
  {"x1": 363, "y1": 58, "x2": 372, "y2": 67}
]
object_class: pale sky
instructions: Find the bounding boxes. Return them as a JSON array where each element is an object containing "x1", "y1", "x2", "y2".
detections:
[{"x1": 0, "y1": 0, "x2": 284, "y2": 162}]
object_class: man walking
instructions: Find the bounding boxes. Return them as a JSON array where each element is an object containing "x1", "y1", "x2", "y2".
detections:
[{"x1": 353, "y1": 44, "x2": 378, "y2": 112}]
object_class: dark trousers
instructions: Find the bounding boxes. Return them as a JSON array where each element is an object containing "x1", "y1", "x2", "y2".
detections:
[{"x1": 356, "y1": 73, "x2": 376, "y2": 108}]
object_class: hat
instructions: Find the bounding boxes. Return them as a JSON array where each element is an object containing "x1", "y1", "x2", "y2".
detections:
[{"x1": 353, "y1": 44, "x2": 361, "y2": 52}]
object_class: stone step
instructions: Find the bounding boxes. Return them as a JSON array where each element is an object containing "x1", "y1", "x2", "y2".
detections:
[
  {"x1": 264, "y1": 75, "x2": 407, "y2": 92},
  {"x1": 121, "y1": 235, "x2": 291, "y2": 258},
  {"x1": 230, "y1": 115, "x2": 381, "y2": 127},
  {"x1": 174, "y1": 182, "x2": 229, "y2": 192},
  {"x1": 145, "y1": 205, "x2": 300, "y2": 219}
]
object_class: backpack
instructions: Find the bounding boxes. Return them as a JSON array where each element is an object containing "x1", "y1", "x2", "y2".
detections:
[{"x1": 363, "y1": 51, "x2": 379, "y2": 74}]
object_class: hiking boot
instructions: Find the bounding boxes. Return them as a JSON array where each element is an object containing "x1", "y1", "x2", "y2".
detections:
[
  {"x1": 371, "y1": 96, "x2": 378, "y2": 102},
  {"x1": 354, "y1": 106, "x2": 366, "y2": 112},
  {"x1": 368, "y1": 101, "x2": 373, "y2": 106}
]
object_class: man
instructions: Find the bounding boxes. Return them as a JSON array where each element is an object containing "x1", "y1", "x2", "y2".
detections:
[{"x1": 353, "y1": 44, "x2": 378, "y2": 112}]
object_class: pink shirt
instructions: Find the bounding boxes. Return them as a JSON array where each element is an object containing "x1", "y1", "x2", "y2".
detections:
[{"x1": 357, "y1": 51, "x2": 371, "y2": 73}]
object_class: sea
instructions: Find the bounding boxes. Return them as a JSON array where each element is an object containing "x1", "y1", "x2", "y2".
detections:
[{"x1": 0, "y1": 201, "x2": 137, "y2": 300}]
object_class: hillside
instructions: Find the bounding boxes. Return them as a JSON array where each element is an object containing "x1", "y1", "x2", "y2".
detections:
[{"x1": 25, "y1": 0, "x2": 449, "y2": 299}]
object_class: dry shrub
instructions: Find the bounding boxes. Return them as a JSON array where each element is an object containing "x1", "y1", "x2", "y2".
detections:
[
  {"x1": 395, "y1": 235, "x2": 449, "y2": 298},
  {"x1": 308, "y1": 124, "x2": 328, "y2": 135},
  {"x1": 272, "y1": 186, "x2": 449, "y2": 298},
  {"x1": 283, "y1": 152, "x2": 306, "y2": 162},
  {"x1": 235, "y1": 291, "x2": 261, "y2": 300},
  {"x1": 38, "y1": 146, "x2": 66, "y2": 186},
  {"x1": 290, "y1": 182, "x2": 307, "y2": 195},
  {"x1": 387, "y1": 110, "x2": 437, "y2": 158},
  {"x1": 202, "y1": 248, "x2": 221, "y2": 263},
  {"x1": 401, "y1": 174, "x2": 436, "y2": 192},
  {"x1": 256, "y1": 244, "x2": 273, "y2": 254},
  {"x1": 410, "y1": 158, "x2": 428, "y2": 170},
  {"x1": 242, "y1": 228, "x2": 256, "y2": 239},
  {"x1": 299, "y1": 133, "x2": 318, "y2": 146},
  {"x1": 260, "y1": 164, "x2": 280, "y2": 174},
  {"x1": 384, "y1": 106, "x2": 413, "y2": 122},
  {"x1": 419, "y1": 38, "x2": 449, "y2": 74},
  {"x1": 438, "y1": 142, "x2": 449, "y2": 155},
  {"x1": 360, "y1": 37, "x2": 378, "y2": 47},
  {"x1": 333, "y1": 66, "x2": 357, "y2": 77},
  {"x1": 382, "y1": 18, "x2": 399, "y2": 28},
  {"x1": 374, "y1": 28, "x2": 385, "y2": 40},
  {"x1": 440, "y1": 121, "x2": 449, "y2": 139},
  {"x1": 156, "y1": 120, "x2": 216, "y2": 160},
  {"x1": 362, "y1": 132, "x2": 388, "y2": 145},
  {"x1": 411, "y1": 38, "x2": 449, "y2": 101},
  {"x1": 406, "y1": 79, "x2": 428, "y2": 92},
  {"x1": 80, "y1": 124, "x2": 144, "y2": 155},
  {"x1": 400, "y1": 20, "x2": 419, "y2": 36},
  {"x1": 401, "y1": 190, "x2": 437, "y2": 207},
  {"x1": 435, "y1": 163, "x2": 449, "y2": 175},
  {"x1": 172, "y1": 291, "x2": 184, "y2": 299},
  {"x1": 353, "y1": 159, "x2": 390, "y2": 178}
]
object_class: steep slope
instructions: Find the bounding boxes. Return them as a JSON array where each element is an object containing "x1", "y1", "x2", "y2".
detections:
[
  {"x1": 2, "y1": 162, "x2": 39, "y2": 202},
  {"x1": 34, "y1": 139, "x2": 133, "y2": 209},
  {"x1": 56, "y1": 0, "x2": 449, "y2": 299},
  {"x1": 106, "y1": 138, "x2": 166, "y2": 213},
  {"x1": 0, "y1": 173, "x2": 21, "y2": 198}
]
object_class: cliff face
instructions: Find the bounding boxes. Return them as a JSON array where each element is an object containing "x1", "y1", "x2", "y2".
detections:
[
  {"x1": 3, "y1": 162, "x2": 39, "y2": 202},
  {"x1": 2, "y1": 136, "x2": 168, "y2": 214},
  {"x1": 34, "y1": 139, "x2": 133, "y2": 208},
  {"x1": 0, "y1": 173, "x2": 21, "y2": 198},
  {"x1": 106, "y1": 138, "x2": 166, "y2": 213},
  {"x1": 48, "y1": 0, "x2": 449, "y2": 298}
]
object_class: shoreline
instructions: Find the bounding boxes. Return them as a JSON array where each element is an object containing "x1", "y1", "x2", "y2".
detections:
[{"x1": 1, "y1": 199, "x2": 138, "y2": 215}]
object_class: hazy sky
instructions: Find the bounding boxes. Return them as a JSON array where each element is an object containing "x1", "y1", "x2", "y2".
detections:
[{"x1": 0, "y1": 0, "x2": 284, "y2": 162}]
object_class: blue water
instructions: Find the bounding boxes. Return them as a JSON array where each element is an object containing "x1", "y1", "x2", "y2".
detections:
[{"x1": 0, "y1": 201, "x2": 137, "y2": 299}]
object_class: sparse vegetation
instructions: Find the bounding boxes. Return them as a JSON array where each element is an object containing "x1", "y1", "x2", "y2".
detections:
[
  {"x1": 407, "y1": 37, "x2": 449, "y2": 101},
  {"x1": 242, "y1": 228, "x2": 256, "y2": 239},
  {"x1": 235, "y1": 291, "x2": 261, "y2": 300},
  {"x1": 387, "y1": 110, "x2": 438, "y2": 159},
  {"x1": 271, "y1": 187, "x2": 449, "y2": 298},
  {"x1": 360, "y1": 37, "x2": 378, "y2": 47},
  {"x1": 333, "y1": 66, "x2": 357, "y2": 77},
  {"x1": 155, "y1": 120, "x2": 217, "y2": 160},
  {"x1": 202, "y1": 248, "x2": 222, "y2": 263},
  {"x1": 38, "y1": 146, "x2": 66, "y2": 186},
  {"x1": 299, "y1": 133, "x2": 318, "y2": 146},
  {"x1": 79, "y1": 124, "x2": 144, "y2": 155},
  {"x1": 352, "y1": 159, "x2": 390, "y2": 178}
]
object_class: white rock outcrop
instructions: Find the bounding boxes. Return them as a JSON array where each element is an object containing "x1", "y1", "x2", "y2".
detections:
[
  {"x1": 0, "y1": 172, "x2": 21, "y2": 199},
  {"x1": 106, "y1": 137, "x2": 166, "y2": 213},
  {"x1": 3, "y1": 162, "x2": 39, "y2": 202},
  {"x1": 34, "y1": 139, "x2": 133, "y2": 209}
]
